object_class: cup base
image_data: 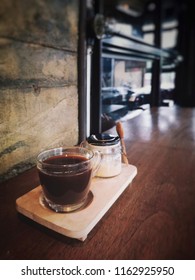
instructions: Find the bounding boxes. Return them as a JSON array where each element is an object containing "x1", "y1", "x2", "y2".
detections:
[{"x1": 40, "y1": 192, "x2": 93, "y2": 213}]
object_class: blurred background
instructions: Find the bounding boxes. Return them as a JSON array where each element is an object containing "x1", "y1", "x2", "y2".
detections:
[{"x1": 86, "y1": 0, "x2": 195, "y2": 131}]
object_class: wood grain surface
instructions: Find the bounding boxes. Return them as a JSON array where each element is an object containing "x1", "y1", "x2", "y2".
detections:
[{"x1": 0, "y1": 106, "x2": 195, "y2": 260}]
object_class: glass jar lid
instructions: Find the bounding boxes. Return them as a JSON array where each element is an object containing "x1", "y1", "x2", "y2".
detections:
[{"x1": 87, "y1": 133, "x2": 120, "y2": 146}]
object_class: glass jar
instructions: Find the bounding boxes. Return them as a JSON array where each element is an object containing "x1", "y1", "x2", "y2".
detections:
[{"x1": 84, "y1": 133, "x2": 122, "y2": 178}]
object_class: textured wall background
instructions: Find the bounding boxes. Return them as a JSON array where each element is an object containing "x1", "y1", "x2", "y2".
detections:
[{"x1": 0, "y1": 0, "x2": 79, "y2": 182}]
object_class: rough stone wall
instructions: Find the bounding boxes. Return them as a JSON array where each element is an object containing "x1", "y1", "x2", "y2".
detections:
[{"x1": 0, "y1": 0, "x2": 79, "y2": 182}]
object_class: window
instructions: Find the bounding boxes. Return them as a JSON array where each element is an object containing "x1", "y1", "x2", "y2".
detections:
[
  {"x1": 87, "y1": 0, "x2": 182, "y2": 134},
  {"x1": 101, "y1": 56, "x2": 152, "y2": 128}
]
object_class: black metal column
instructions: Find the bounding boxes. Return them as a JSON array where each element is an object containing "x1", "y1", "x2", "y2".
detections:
[
  {"x1": 78, "y1": 0, "x2": 87, "y2": 142},
  {"x1": 150, "y1": 0, "x2": 162, "y2": 107},
  {"x1": 90, "y1": 0, "x2": 103, "y2": 134}
]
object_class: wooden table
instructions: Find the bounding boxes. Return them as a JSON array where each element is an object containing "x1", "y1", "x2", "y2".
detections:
[{"x1": 1, "y1": 106, "x2": 195, "y2": 260}]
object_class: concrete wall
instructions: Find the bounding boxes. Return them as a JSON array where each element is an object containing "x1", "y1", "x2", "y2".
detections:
[{"x1": 0, "y1": 0, "x2": 79, "y2": 182}]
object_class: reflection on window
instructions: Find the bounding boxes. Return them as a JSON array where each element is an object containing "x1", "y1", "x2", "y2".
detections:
[
  {"x1": 102, "y1": 58, "x2": 152, "y2": 90},
  {"x1": 100, "y1": 18, "x2": 179, "y2": 129},
  {"x1": 101, "y1": 57, "x2": 153, "y2": 130},
  {"x1": 101, "y1": 57, "x2": 152, "y2": 122}
]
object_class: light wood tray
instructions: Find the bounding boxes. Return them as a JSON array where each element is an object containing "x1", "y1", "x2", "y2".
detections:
[{"x1": 16, "y1": 164, "x2": 137, "y2": 241}]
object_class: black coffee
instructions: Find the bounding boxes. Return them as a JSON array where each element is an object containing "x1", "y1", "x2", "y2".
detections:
[{"x1": 38, "y1": 155, "x2": 92, "y2": 205}]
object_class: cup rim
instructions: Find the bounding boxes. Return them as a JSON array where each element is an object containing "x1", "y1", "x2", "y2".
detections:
[{"x1": 37, "y1": 146, "x2": 94, "y2": 168}]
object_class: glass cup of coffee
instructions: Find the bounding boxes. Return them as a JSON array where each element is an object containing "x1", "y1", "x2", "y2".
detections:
[{"x1": 37, "y1": 146, "x2": 101, "y2": 213}]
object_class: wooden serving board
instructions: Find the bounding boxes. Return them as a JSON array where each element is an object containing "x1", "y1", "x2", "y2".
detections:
[{"x1": 16, "y1": 164, "x2": 137, "y2": 241}]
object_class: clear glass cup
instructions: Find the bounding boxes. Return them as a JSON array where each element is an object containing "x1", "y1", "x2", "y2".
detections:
[{"x1": 37, "y1": 147, "x2": 101, "y2": 213}]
